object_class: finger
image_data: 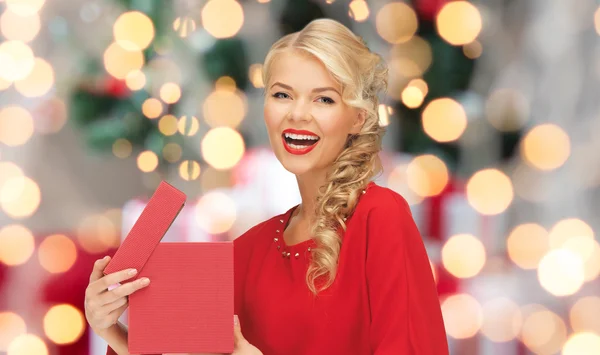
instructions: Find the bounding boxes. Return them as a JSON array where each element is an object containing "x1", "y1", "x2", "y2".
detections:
[
  {"x1": 89, "y1": 268, "x2": 139, "y2": 294},
  {"x1": 99, "y1": 296, "x2": 128, "y2": 316},
  {"x1": 98, "y1": 277, "x2": 150, "y2": 305},
  {"x1": 89, "y1": 256, "x2": 111, "y2": 283},
  {"x1": 233, "y1": 314, "x2": 244, "y2": 345}
]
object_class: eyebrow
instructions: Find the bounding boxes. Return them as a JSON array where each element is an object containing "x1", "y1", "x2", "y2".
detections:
[{"x1": 270, "y1": 82, "x2": 341, "y2": 96}]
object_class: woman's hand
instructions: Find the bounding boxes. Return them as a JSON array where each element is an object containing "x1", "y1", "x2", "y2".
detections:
[
  {"x1": 84, "y1": 256, "x2": 151, "y2": 336},
  {"x1": 232, "y1": 315, "x2": 263, "y2": 355}
]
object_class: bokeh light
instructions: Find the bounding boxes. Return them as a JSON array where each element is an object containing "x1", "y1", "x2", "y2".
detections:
[
  {"x1": 570, "y1": 296, "x2": 600, "y2": 334},
  {"x1": 43, "y1": 304, "x2": 85, "y2": 345},
  {"x1": 137, "y1": 150, "x2": 159, "y2": 172},
  {"x1": 112, "y1": 138, "x2": 132, "y2": 158},
  {"x1": 76, "y1": 214, "x2": 119, "y2": 254},
  {"x1": 406, "y1": 154, "x2": 449, "y2": 197},
  {"x1": 32, "y1": 97, "x2": 68, "y2": 134},
  {"x1": 0, "y1": 40, "x2": 35, "y2": 81},
  {"x1": 378, "y1": 104, "x2": 390, "y2": 127},
  {"x1": 485, "y1": 88, "x2": 529, "y2": 132},
  {"x1": 422, "y1": 98, "x2": 467, "y2": 142},
  {"x1": 441, "y1": 234, "x2": 486, "y2": 278},
  {"x1": 195, "y1": 191, "x2": 237, "y2": 234},
  {"x1": 466, "y1": 169, "x2": 513, "y2": 215},
  {"x1": 537, "y1": 249, "x2": 584, "y2": 296},
  {"x1": 386, "y1": 163, "x2": 423, "y2": 205},
  {"x1": 0, "y1": 11, "x2": 40, "y2": 42},
  {"x1": 249, "y1": 64, "x2": 264, "y2": 88},
  {"x1": 125, "y1": 70, "x2": 146, "y2": 91},
  {"x1": 37, "y1": 234, "x2": 77, "y2": 274},
  {"x1": 7, "y1": 333, "x2": 47, "y2": 355},
  {"x1": 173, "y1": 16, "x2": 196, "y2": 38},
  {"x1": 14, "y1": 57, "x2": 54, "y2": 97},
  {"x1": 0, "y1": 176, "x2": 41, "y2": 219},
  {"x1": 561, "y1": 236, "x2": 600, "y2": 282},
  {"x1": 0, "y1": 224, "x2": 35, "y2": 266},
  {"x1": 349, "y1": 0, "x2": 369, "y2": 22},
  {"x1": 548, "y1": 218, "x2": 594, "y2": 250},
  {"x1": 506, "y1": 223, "x2": 549, "y2": 269},
  {"x1": 463, "y1": 40, "x2": 482, "y2": 59},
  {"x1": 5, "y1": 0, "x2": 45, "y2": 16},
  {"x1": 159, "y1": 82, "x2": 181, "y2": 104},
  {"x1": 401, "y1": 85, "x2": 424, "y2": 108},
  {"x1": 436, "y1": 1, "x2": 482, "y2": 45},
  {"x1": 158, "y1": 115, "x2": 179, "y2": 136},
  {"x1": 103, "y1": 42, "x2": 144, "y2": 80},
  {"x1": 142, "y1": 98, "x2": 163, "y2": 119},
  {"x1": 0, "y1": 312, "x2": 26, "y2": 351},
  {"x1": 113, "y1": 11, "x2": 155, "y2": 51},
  {"x1": 203, "y1": 88, "x2": 248, "y2": 128},
  {"x1": 201, "y1": 127, "x2": 245, "y2": 170},
  {"x1": 201, "y1": 0, "x2": 244, "y2": 39},
  {"x1": 163, "y1": 143, "x2": 182, "y2": 163},
  {"x1": 178, "y1": 115, "x2": 200, "y2": 136},
  {"x1": 480, "y1": 298, "x2": 522, "y2": 342},
  {"x1": 0, "y1": 162, "x2": 23, "y2": 187},
  {"x1": 520, "y1": 308, "x2": 567, "y2": 354},
  {"x1": 179, "y1": 160, "x2": 201, "y2": 181},
  {"x1": 0, "y1": 105, "x2": 34, "y2": 146},
  {"x1": 375, "y1": 2, "x2": 418, "y2": 44},
  {"x1": 441, "y1": 293, "x2": 483, "y2": 339},
  {"x1": 563, "y1": 332, "x2": 600, "y2": 355},
  {"x1": 521, "y1": 123, "x2": 570, "y2": 171}
]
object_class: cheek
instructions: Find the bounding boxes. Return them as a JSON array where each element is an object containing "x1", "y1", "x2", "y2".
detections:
[{"x1": 263, "y1": 103, "x2": 281, "y2": 133}]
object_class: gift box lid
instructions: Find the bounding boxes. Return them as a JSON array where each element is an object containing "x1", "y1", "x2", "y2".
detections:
[{"x1": 104, "y1": 180, "x2": 186, "y2": 277}]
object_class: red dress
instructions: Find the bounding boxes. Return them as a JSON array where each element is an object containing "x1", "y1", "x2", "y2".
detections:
[{"x1": 107, "y1": 182, "x2": 449, "y2": 355}]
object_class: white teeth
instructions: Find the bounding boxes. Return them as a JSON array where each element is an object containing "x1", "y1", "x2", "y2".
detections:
[{"x1": 284, "y1": 133, "x2": 319, "y2": 140}]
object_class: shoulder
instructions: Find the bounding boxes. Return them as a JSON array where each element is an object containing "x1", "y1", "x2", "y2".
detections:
[
  {"x1": 359, "y1": 182, "x2": 412, "y2": 220},
  {"x1": 233, "y1": 208, "x2": 290, "y2": 249}
]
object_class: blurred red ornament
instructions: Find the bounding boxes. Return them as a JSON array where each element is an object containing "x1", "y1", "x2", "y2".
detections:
[
  {"x1": 103, "y1": 77, "x2": 130, "y2": 98},
  {"x1": 414, "y1": 0, "x2": 447, "y2": 21}
]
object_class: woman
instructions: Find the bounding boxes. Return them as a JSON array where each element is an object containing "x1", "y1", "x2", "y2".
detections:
[{"x1": 85, "y1": 18, "x2": 449, "y2": 355}]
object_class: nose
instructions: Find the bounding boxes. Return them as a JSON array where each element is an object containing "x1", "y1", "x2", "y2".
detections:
[{"x1": 287, "y1": 100, "x2": 312, "y2": 122}]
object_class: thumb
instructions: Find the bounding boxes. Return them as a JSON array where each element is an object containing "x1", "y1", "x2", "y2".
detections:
[{"x1": 233, "y1": 314, "x2": 245, "y2": 345}]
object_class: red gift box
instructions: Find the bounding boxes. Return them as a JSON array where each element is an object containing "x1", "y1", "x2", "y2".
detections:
[{"x1": 104, "y1": 181, "x2": 234, "y2": 354}]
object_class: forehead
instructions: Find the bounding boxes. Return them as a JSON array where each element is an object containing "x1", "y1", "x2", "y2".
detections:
[{"x1": 268, "y1": 50, "x2": 341, "y2": 91}]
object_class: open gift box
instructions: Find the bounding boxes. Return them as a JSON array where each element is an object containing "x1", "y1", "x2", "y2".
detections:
[{"x1": 104, "y1": 181, "x2": 234, "y2": 354}]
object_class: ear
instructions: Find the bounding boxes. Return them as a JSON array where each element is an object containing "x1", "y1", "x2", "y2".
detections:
[{"x1": 350, "y1": 109, "x2": 367, "y2": 134}]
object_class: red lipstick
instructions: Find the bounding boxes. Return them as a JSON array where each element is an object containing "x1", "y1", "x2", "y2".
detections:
[{"x1": 281, "y1": 128, "x2": 320, "y2": 155}]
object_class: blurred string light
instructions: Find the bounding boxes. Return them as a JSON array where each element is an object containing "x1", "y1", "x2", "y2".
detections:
[
  {"x1": 159, "y1": 82, "x2": 181, "y2": 104},
  {"x1": 76, "y1": 213, "x2": 119, "y2": 254},
  {"x1": 37, "y1": 234, "x2": 77, "y2": 274},
  {"x1": 406, "y1": 154, "x2": 448, "y2": 198},
  {"x1": 436, "y1": 1, "x2": 482, "y2": 46},
  {"x1": 112, "y1": 138, "x2": 132, "y2": 158},
  {"x1": 14, "y1": 57, "x2": 54, "y2": 97},
  {"x1": 561, "y1": 236, "x2": 600, "y2": 282},
  {"x1": 422, "y1": 98, "x2": 467, "y2": 142},
  {"x1": 125, "y1": 70, "x2": 146, "y2": 91},
  {"x1": 173, "y1": 16, "x2": 196, "y2": 38},
  {"x1": 401, "y1": 81, "x2": 426, "y2": 108},
  {"x1": 103, "y1": 42, "x2": 144, "y2": 80},
  {"x1": 0, "y1": 224, "x2": 35, "y2": 266},
  {"x1": 0, "y1": 10, "x2": 40, "y2": 42},
  {"x1": 163, "y1": 143, "x2": 182, "y2": 162},
  {"x1": 141, "y1": 98, "x2": 163, "y2": 119},
  {"x1": 200, "y1": 166, "x2": 233, "y2": 191},
  {"x1": 440, "y1": 293, "x2": 483, "y2": 339},
  {"x1": 563, "y1": 332, "x2": 600, "y2": 355},
  {"x1": 0, "y1": 176, "x2": 41, "y2": 219},
  {"x1": 387, "y1": 37, "x2": 432, "y2": 99},
  {"x1": 7, "y1": 333, "x2": 48, "y2": 355},
  {"x1": 521, "y1": 123, "x2": 570, "y2": 171},
  {"x1": 201, "y1": 127, "x2": 245, "y2": 170},
  {"x1": 377, "y1": 104, "x2": 389, "y2": 127},
  {"x1": 178, "y1": 115, "x2": 200, "y2": 136},
  {"x1": 5, "y1": 0, "x2": 45, "y2": 17},
  {"x1": 441, "y1": 233, "x2": 486, "y2": 278},
  {"x1": 248, "y1": 64, "x2": 264, "y2": 88},
  {"x1": 0, "y1": 312, "x2": 26, "y2": 351},
  {"x1": 179, "y1": 160, "x2": 201, "y2": 181},
  {"x1": 201, "y1": 0, "x2": 244, "y2": 39},
  {"x1": 0, "y1": 106, "x2": 34, "y2": 146},
  {"x1": 43, "y1": 304, "x2": 85, "y2": 345},
  {"x1": 466, "y1": 168, "x2": 513, "y2": 215},
  {"x1": 386, "y1": 163, "x2": 423, "y2": 205},
  {"x1": 480, "y1": 298, "x2": 522, "y2": 342},
  {"x1": 195, "y1": 191, "x2": 237, "y2": 234},
  {"x1": 113, "y1": 11, "x2": 155, "y2": 51},
  {"x1": 375, "y1": 2, "x2": 418, "y2": 44},
  {"x1": 537, "y1": 249, "x2": 585, "y2": 296},
  {"x1": 485, "y1": 88, "x2": 529, "y2": 132},
  {"x1": 463, "y1": 40, "x2": 482, "y2": 59},
  {"x1": 33, "y1": 97, "x2": 68, "y2": 134},
  {"x1": 348, "y1": 0, "x2": 369, "y2": 22},
  {"x1": 137, "y1": 150, "x2": 159, "y2": 172},
  {"x1": 520, "y1": 306, "x2": 567, "y2": 354},
  {"x1": 570, "y1": 296, "x2": 600, "y2": 334},
  {"x1": 0, "y1": 40, "x2": 35, "y2": 81},
  {"x1": 202, "y1": 87, "x2": 248, "y2": 128},
  {"x1": 158, "y1": 114, "x2": 179, "y2": 136},
  {"x1": 548, "y1": 218, "x2": 593, "y2": 250},
  {"x1": 506, "y1": 223, "x2": 549, "y2": 270}
]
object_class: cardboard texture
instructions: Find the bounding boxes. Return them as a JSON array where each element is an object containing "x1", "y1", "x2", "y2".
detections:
[{"x1": 104, "y1": 181, "x2": 234, "y2": 354}]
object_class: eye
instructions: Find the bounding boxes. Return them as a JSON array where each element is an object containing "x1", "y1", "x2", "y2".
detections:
[
  {"x1": 317, "y1": 96, "x2": 335, "y2": 105},
  {"x1": 272, "y1": 92, "x2": 290, "y2": 99}
]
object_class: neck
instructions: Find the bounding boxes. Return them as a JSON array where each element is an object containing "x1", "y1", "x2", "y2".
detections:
[{"x1": 295, "y1": 168, "x2": 328, "y2": 224}]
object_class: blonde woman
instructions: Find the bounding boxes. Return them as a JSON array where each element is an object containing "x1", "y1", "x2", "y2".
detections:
[{"x1": 86, "y1": 18, "x2": 448, "y2": 355}]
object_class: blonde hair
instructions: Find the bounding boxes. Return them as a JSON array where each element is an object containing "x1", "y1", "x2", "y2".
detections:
[{"x1": 262, "y1": 19, "x2": 388, "y2": 295}]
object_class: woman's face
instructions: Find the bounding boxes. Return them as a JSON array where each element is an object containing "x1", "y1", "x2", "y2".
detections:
[{"x1": 263, "y1": 50, "x2": 364, "y2": 177}]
